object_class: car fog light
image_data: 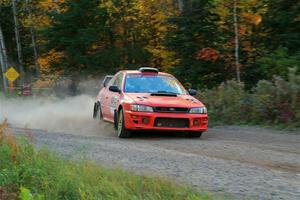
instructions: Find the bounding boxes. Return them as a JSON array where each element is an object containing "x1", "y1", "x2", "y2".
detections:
[
  {"x1": 193, "y1": 119, "x2": 200, "y2": 126},
  {"x1": 142, "y1": 117, "x2": 149, "y2": 124}
]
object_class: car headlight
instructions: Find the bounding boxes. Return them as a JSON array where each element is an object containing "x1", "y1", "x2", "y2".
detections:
[
  {"x1": 131, "y1": 104, "x2": 153, "y2": 112},
  {"x1": 189, "y1": 107, "x2": 207, "y2": 114}
]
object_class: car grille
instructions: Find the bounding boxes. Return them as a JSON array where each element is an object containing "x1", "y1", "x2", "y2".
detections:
[
  {"x1": 154, "y1": 118, "x2": 189, "y2": 128},
  {"x1": 154, "y1": 107, "x2": 189, "y2": 113}
]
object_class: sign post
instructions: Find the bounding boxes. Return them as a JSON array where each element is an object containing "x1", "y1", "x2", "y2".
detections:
[{"x1": 4, "y1": 67, "x2": 20, "y2": 96}]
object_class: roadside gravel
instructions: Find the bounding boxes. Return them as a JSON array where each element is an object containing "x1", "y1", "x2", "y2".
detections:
[{"x1": 12, "y1": 125, "x2": 300, "y2": 200}]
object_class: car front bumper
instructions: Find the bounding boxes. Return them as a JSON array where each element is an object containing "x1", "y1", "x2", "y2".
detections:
[{"x1": 123, "y1": 110, "x2": 208, "y2": 132}]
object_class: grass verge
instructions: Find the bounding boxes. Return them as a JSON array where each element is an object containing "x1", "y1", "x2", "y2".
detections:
[{"x1": 0, "y1": 121, "x2": 216, "y2": 200}]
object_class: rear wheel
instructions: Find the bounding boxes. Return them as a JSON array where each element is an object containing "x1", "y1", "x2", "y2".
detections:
[
  {"x1": 93, "y1": 102, "x2": 99, "y2": 119},
  {"x1": 117, "y1": 109, "x2": 131, "y2": 138},
  {"x1": 93, "y1": 101, "x2": 103, "y2": 120},
  {"x1": 185, "y1": 131, "x2": 202, "y2": 138}
]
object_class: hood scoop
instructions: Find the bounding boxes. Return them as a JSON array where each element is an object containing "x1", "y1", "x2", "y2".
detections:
[
  {"x1": 136, "y1": 96, "x2": 148, "y2": 101},
  {"x1": 185, "y1": 98, "x2": 198, "y2": 103}
]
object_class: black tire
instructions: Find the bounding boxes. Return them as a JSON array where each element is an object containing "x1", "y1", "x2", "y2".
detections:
[
  {"x1": 185, "y1": 131, "x2": 202, "y2": 138},
  {"x1": 117, "y1": 109, "x2": 131, "y2": 138},
  {"x1": 114, "y1": 110, "x2": 118, "y2": 130},
  {"x1": 93, "y1": 102, "x2": 99, "y2": 119},
  {"x1": 93, "y1": 101, "x2": 103, "y2": 120}
]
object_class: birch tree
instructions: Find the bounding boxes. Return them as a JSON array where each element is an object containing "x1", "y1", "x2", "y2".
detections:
[
  {"x1": 25, "y1": 0, "x2": 39, "y2": 76},
  {"x1": 177, "y1": 0, "x2": 183, "y2": 13},
  {"x1": 12, "y1": 0, "x2": 24, "y2": 82},
  {"x1": 0, "y1": 23, "x2": 8, "y2": 94},
  {"x1": 233, "y1": 0, "x2": 241, "y2": 82}
]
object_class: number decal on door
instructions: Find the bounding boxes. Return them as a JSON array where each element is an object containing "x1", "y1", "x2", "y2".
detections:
[{"x1": 110, "y1": 96, "x2": 118, "y2": 114}]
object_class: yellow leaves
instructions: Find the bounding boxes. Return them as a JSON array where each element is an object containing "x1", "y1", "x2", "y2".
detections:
[
  {"x1": 33, "y1": 79, "x2": 54, "y2": 88},
  {"x1": 35, "y1": 49, "x2": 64, "y2": 87},
  {"x1": 132, "y1": 0, "x2": 176, "y2": 68},
  {"x1": 23, "y1": 0, "x2": 65, "y2": 30},
  {"x1": 99, "y1": 0, "x2": 116, "y2": 17},
  {"x1": 145, "y1": 45, "x2": 178, "y2": 70},
  {"x1": 0, "y1": 0, "x2": 10, "y2": 6},
  {"x1": 37, "y1": 49, "x2": 64, "y2": 74},
  {"x1": 39, "y1": 0, "x2": 65, "y2": 12}
]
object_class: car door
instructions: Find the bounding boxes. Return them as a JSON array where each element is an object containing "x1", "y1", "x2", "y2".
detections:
[
  {"x1": 105, "y1": 72, "x2": 124, "y2": 121},
  {"x1": 101, "y1": 75, "x2": 116, "y2": 120}
]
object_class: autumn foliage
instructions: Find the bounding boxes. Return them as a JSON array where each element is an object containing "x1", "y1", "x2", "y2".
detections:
[
  {"x1": 0, "y1": 0, "x2": 299, "y2": 89},
  {"x1": 195, "y1": 48, "x2": 219, "y2": 62}
]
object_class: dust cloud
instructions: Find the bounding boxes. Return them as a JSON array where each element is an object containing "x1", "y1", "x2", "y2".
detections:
[{"x1": 0, "y1": 80, "x2": 114, "y2": 136}]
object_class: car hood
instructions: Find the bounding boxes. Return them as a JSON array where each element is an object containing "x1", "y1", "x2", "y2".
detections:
[{"x1": 125, "y1": 93, "x2": 204, "y2": 108}]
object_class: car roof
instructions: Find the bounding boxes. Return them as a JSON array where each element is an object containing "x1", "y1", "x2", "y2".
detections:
[{"x1": 120, "y1": 70, "x2": 172, "y2": 77}]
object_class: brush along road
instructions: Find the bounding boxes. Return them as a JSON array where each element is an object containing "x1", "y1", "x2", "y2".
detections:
[{"x1": 11, "y1": 125, "x2": 300, "y2": 200}]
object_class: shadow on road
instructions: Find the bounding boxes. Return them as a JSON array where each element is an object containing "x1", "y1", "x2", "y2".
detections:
[{"x1": 129, "y1": 130, "x2": 208, "y2": 140}]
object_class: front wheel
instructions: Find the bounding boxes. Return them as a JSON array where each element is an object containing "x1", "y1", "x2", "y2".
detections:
[
  {"x1": 117, "y1": 109, "x2": 131, "y2": 138},
  {"x1": 185, "y1": 131, "x2": 202, "y2": 138}
]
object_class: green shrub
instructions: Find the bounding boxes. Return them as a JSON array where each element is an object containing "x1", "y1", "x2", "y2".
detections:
[
  {"x1": 251, "y1": 80, "x2": 278, "y2": 123},
  {"x1": 200, "y1": 68, "x2": 300, "y2": 128},
  {"x1": 252, "y1": 68, "x2": 300, "y2": 126},
  {"x1": 199, "y1": 80, "x2": 245, "y2": 124}
]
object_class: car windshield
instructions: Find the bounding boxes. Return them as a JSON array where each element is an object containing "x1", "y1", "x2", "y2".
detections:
[{"x1": 124, "y1": 74, "x2": 187, "y2": 95}]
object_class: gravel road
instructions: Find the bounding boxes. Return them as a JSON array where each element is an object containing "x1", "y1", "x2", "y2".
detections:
[{"x1": 11, "y1": 124, "x2": 300, "y2": 200}]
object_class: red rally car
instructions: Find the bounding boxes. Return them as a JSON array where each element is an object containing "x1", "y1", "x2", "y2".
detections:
[{"x1": 93, "y1": 67, "x2": 208, "y2": 138}]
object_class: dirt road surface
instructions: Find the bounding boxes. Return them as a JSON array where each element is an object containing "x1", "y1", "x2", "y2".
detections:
[{"x1": 11, "y1": 124, "x2": 300, "y2": 200}]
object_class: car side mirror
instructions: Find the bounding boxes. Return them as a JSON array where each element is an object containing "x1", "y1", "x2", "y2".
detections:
[
  {"x1": 188, "y1": 89, "x2": 197, "y2": 96},
  {"x1": 109, "y1": 85, "x2": 120, "y2": 93}
]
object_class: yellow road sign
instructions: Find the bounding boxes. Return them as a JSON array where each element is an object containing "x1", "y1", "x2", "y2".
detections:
[{"x1": 5, "y1": 67, "x2": 20, "y2": 82}]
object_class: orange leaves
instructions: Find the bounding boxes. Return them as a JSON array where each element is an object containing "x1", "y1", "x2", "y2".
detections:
[
  {"x1": 253, "y1": 15, "x2": 262, "y2": 25},
  {"x1": 195, "y1": 48, "x2": 219, "y2": 62},
  {"x1": 241, "y1": 12, "x2": 262, "y2": 25}
]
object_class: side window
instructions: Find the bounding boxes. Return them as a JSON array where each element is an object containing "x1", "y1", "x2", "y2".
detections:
[
  {"x1": 102, "y1": 76, "x2": 113, "y2": 87},
  {"x1": 112, "y1": 72, "x2": 123, "y2": 89},
  {"x1": 107, "y1": 76, "x2": 115, "y2": 87}
]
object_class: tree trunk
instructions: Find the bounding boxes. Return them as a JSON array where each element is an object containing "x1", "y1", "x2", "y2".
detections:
[
  {"x1": 0, "y1": 24, "x2": 8, "y2": 95},
  {"x1": 233, "y1": 0, "x2": 241, "y2": 82},
  {"x1": 12, "y1": 0, "x2": 24, "y2": 82},
  {"x1": 177, "y1": 0, "x2": 183, "y2": 13},
  {"x1": 26, "y1": 0, "x2": 39, "y2": 76},
  {"x1": 188, "y1": 0, "x2": 193, "y2": 14}
]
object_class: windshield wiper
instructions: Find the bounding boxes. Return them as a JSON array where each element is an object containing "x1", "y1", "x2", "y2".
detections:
[
  {"x1": 157, "y1": 91, "x2": 178, "y2": 94},
  {"x1": 150, "y1": 91, "x2": 178, "y2": 96}
]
